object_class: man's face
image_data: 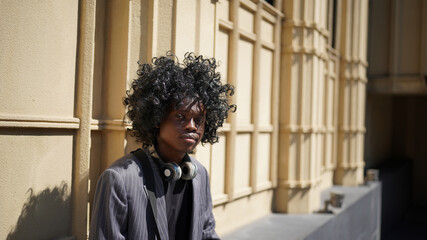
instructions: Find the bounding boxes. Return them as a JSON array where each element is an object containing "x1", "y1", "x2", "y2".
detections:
[{"x1": 156, "y1": 99, "x2": 206, "y2": 163}]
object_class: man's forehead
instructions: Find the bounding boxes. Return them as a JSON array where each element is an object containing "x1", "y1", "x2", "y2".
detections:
[{"x1": 174, "y1": 99, "x2": 205, "y2": 113}]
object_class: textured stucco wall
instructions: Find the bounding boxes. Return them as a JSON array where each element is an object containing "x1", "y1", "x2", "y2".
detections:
[
  {"x1": 0, "y1": 1, "x2": 78, "y2": 239},
  {"x1": 0, "y1": 1, "x2": 78, "y2": 118},
  {"x1": 0, "y1": 131, "x2": 74, "y2": 240}
]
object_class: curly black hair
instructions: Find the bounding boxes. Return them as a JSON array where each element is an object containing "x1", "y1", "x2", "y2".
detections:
[{"x1": 123, "y1": 52, "x2": 236, "y2": 147}]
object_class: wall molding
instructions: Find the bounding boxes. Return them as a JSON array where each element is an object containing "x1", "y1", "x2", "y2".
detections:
[{"x1": 0, "y1": 115, "x2": 80, "y2": 129}]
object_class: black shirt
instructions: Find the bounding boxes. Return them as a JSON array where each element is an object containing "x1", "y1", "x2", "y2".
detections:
[{"x1": 164, "y1": 178, "x2": 193, "y2": 240}]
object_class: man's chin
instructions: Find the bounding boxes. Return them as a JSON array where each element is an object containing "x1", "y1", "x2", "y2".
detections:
[{"x1": 186, "y1": 145, "x2": 199, "y2": 155}]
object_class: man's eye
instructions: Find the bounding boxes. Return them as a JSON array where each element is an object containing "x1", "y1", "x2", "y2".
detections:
[
  {"x1": 196, "y1": 117, "x2": 205, "y2": 124},
  {"x1": 175, "y1": 114, "x2": 184, "y2": 119}
]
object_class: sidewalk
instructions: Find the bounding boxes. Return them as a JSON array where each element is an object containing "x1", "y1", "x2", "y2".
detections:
[{"x1": 223, "y1": 183, "x2": 381, "y2": 240}]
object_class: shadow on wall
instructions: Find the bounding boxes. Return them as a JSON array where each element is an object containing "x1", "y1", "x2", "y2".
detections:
[{"x1": 7, "y1": 182, "x2": 71, "y2": 240}]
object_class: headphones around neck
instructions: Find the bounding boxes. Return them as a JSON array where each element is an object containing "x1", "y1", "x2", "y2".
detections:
[{"x1": 154, "y1": 156, "x2": 198, "y2": 182}]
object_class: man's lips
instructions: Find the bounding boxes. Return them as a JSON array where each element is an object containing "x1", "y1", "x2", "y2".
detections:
[{"x1": 181, "y1": 133, "x2": 199, "y2": 142}]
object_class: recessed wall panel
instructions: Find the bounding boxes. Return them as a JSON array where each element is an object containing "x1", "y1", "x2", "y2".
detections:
[
  {"x1": 305, "y1": 0, "x2": 314, "y2": 22},
  {"x1": 239, "y1": 7, "x2": 254, "y2": 33},
  {"x1": 156, "y1": 0, "x2": 174, "y2": 56},
  {"x1": 302, "y1": 133, "x2": 311, "y2": 180},
  {"x1": 256, "y1": 133, "x2": 271, "y2": 186},
  {"x1": 326, "y1": 77, "x2": 334, "y2": 126},
  {"x1": 195, "y1": 143, "x2": 212, "y2": 174},
  {"x1": 293, "y1": 0, "x2": 303, "y2": 21},
  {"x1": 260, "y1": 20, "x2": 274, "y2": 43},
  {"x1": 291, "y1": 54, "x2": 302, "y2": 124},
  {"x1": 102, "y1": 131, "x2": 126, "y2": 169},
  {"x1": 0, "y1": 131, "x2": 73, "y2": 240},
  {"x1": 303, "y1": 55, "x2": 313, "y2": 126},
  {"x1": 0, "y1": 1, "x2": 78, "y2": 118},
  {"x1": 317, "y1": 59, "x2": 325, "y2": 126},
  {"x1": 343, "y1": 80, "x2": 351, "y2": 125},
  {"x1": 304, "y1": 29, "x2": 314, "y2": 49},
  {"x1": 233, "y1": 134, "x2": 251, "y2": 193},
  {"x1": 236, "y1": 39, "x2": 254, "y2": 125},
  {"x1": 211, "y1": 134, "x2": 226, "y2": 198},
  {"x1": 351, "y1": 81, "x2": 358, "y2": 127},
  {"x1": 174, "y1": 0, "x2": 197, "y2": 57},
  {"x1": 259, "y1": 48, "x2": 273, "y2": 125},
  {"x1": 217, "y1": 0, "x2": 230, "y2": 21},
  {"x1": 324, "y1": 133, "x2": 333, "y2": 167},
  {"x1": 316, "y1": 133, "x2": 324, "y2": 172},
  {"x1": 216, "y1": 29, "x2": 230, "y2": 84},
  {"x1": 199, "y1": 0, "x2": 215, "y2": 56},
  {"x1": 288, "y1": 134, "x2": 299, "y2": 181},
  {"x1": 293, "y1": 28, "x2": 303, "y2": 47},
  {"x1": 89, "y1": 131, "x2": 103, "y2": 214}
]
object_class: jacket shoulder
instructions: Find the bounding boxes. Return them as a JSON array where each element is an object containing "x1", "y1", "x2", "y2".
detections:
[{"x1": 102, "y1": 153, "x2": 143, "y2": 183}]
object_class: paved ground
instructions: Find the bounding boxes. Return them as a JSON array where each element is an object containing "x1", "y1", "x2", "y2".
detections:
[
  {"x1": 222, "y1": 213, "x2": 332, "y2": 240},
  {"x1": 223, "y1": 183, "x2": 381, "y2": 240}
]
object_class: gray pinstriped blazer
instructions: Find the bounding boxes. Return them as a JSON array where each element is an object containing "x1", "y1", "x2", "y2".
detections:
[{"x1": 89, "y1": 149, "x2": 220, "y2": 240}]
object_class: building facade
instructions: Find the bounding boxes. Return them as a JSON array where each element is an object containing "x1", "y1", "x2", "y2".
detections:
[
  {"x1": 365, "y1": 0, "x2": 427, "y2": 236},
  {"x1": 0, "y1": 0, "x2": 373, "y2": 239}
]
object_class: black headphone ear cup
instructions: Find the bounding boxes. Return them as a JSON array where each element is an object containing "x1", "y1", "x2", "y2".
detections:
[
  {"x1": 180, "y1": 161, "x2": 198, "y2": 180},
  {"x1": 161, "y1": 162, "x2": 182, "y2": 181}
]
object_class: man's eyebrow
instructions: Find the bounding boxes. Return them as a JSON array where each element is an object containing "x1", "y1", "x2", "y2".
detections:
[{"x1": 177, "y1": 109, "x2": 205, "y2": 116}]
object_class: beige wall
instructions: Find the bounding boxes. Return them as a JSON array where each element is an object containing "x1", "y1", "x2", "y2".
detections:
[
  {"x1": 208, "y1": 0, "x2": 282, "y2": 232},
  {"x1": 276, "y1": 0, "x2": 369, "y2": 213},
  {"x1": 0, "y1": 1, "x2": 78, "y2": 239},
  {"x1": 0, "y1": 0, "x2": 371, "y2": 238}
]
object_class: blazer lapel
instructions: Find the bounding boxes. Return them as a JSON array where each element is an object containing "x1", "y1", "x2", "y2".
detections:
[
  {"x1": 190, "y1": 173, "x2": 202, "y2": 240},
  {"x1": 149, "y1": 157, "x2": 169, "y2": 240},
  {"x1": 154, "y1": 179, "x2": 169, "y2": 239}
]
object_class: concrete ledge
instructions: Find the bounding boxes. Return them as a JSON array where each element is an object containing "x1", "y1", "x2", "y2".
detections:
[{"x1": 223, "y1": 183, "x2": 381, "y2": 240}]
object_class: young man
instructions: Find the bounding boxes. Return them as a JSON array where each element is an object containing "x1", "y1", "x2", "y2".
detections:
[{"x1": 90, "y1": 53, "x2": 235, "y2": 240}]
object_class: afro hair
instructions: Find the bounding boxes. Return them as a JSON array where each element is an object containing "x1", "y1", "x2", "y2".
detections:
[{"x1": 123, "y1": 52, "x2": 236, "y2": 147}]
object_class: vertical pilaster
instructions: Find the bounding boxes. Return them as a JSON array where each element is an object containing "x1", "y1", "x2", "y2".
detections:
[
  {"x1": 335, "y1": 0, "x2": 368, "y2": 186},
  {"x1": 225, "y1": 0, "x2": 239, "y2": 200},
  {"x1": 271, "y1": 0, "x2": 283, "y2": 188},
  {"x1": 101, "y1": 0, "x2": 129, "y2": 168},
  {"x1": 277, "y1": 0, "x2": 330, "y2": 213},
  {"x1": 73, "y1": 0, "x2": 96, "y2": 238},
  {"x1": 250, "y1": 1, "x2": 262, "y2": 191}
]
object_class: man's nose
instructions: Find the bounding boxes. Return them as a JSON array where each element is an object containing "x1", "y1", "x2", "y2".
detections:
[{"x1": 185, "y1": 118, "x2": 197, "y2": 131}]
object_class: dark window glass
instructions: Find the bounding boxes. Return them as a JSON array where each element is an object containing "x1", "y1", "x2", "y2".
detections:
[
  {"x1": 265, "y1": 0, "x2": 274, "y2": 6},
  {"x1": 331, "y1": 0, "x2": 337, "y2": 48}
]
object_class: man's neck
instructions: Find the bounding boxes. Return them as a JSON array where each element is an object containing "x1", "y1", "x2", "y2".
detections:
[{"x1": 154, "y1": 144, "x2": 185, "y2": 164}]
